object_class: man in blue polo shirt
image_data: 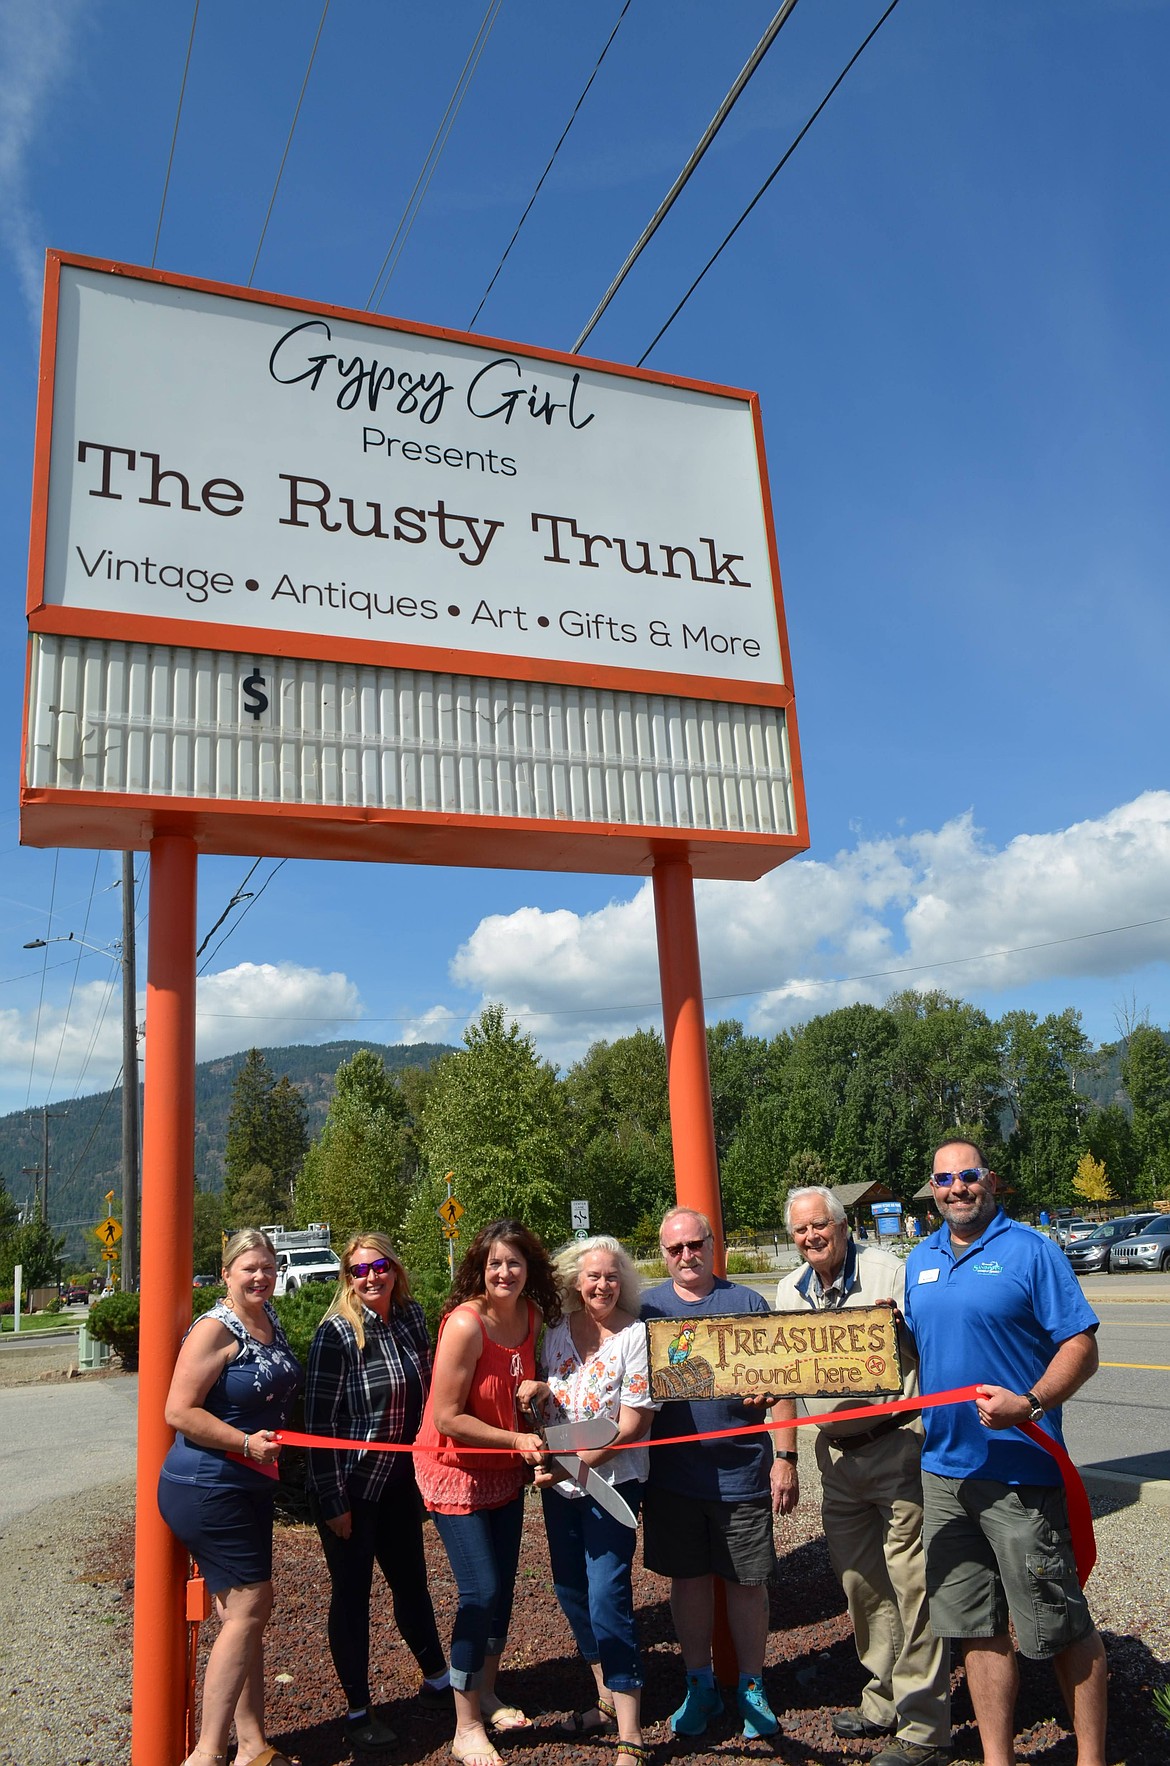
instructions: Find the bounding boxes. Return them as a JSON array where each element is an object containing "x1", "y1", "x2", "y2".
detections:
[{"x1": 904, "y1": 1139, "x2": 1106, "y2": 1766}]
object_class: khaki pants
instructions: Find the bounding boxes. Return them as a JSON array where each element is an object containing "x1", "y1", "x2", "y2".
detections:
[{"x1": 816, "y1": 1423, "x2": 951, "y2": 1748}]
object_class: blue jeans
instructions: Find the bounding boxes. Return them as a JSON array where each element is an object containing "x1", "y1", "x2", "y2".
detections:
[
  {"x1": 541, "y1": 1482, "x2": 644, "y2": 1692},
  {"x1": 432, "y1": 1495, "x2": 526, "y2": 1690}
]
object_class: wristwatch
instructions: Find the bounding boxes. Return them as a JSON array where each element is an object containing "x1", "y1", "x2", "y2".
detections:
[
  {"x1": 1024, "y1": 1391, "x2": 1045, "y2": 1421},
  {"x1": 776, "y1": 1450, "x2": 798, "y2": 1463}
]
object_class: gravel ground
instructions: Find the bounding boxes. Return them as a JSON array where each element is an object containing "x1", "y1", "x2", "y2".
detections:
[{"x1": 1, "y1": 1368, "x2": 1168, "y2": 1766}]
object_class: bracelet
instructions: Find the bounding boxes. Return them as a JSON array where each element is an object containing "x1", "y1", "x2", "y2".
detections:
[
  {"x1": 241, "y1": 1434, "x2": 251, "y2": 1459},
  {"x1": 776, "y1": 1450, "x2": 798, "y2": 1463}
]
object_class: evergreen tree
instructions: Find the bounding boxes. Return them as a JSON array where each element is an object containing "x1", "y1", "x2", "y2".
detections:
[
  {"x1": 294, "y1": 1048, "x2": 412, "y2": 1242},
  {"x1": 1120, "y1": 1025, "x2": 1170, "y2": 1200},
  {"x1": 413, "y1": 1004, "x2": 568, "y2": 1265},
  {"x1": 223, "y1": 1049, "x2": 308, "y2": 1222},
  {"x1": 561, "y1": 1030, "x2": 674, "y2": 1236}
]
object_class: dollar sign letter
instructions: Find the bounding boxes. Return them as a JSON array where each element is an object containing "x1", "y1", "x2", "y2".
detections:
[{"x1": 243, "y1": 670, "x2": 268, "y2": 720}]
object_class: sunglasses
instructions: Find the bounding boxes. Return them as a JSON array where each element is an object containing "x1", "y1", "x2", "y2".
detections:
[
  {"x1": 348, "y1": 1257, "x2": 393, "y2": 1279},
  {"x1": 662, "y1": 1236, "x2": 709, "y2": 1257},
  {"x1": 931, "y1": 1167, "x2": 991, "y2": 1188}
]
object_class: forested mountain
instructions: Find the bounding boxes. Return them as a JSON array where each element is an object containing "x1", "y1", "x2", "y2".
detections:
[{"x1": 0, "y1": 1040, "x2": 454, "y2": 1240}]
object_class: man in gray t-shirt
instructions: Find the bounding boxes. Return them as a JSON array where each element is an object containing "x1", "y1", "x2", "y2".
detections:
[{"x1": 640, "y1": 1207, "x2": 796, "y2": 1741}]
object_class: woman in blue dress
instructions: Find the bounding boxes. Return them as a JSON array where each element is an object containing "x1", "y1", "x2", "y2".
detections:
[{"x1": 158, "y1": 1228, "x2": 302, "y2": 1766}]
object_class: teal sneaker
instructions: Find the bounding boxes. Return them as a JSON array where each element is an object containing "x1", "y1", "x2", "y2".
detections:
[
  {"x1": 670, "y1": 1673, "x2": 724, "y2": 1736},
  {"x1": 736, "y1": 1675, "x2": 779, "y2": 1739}
]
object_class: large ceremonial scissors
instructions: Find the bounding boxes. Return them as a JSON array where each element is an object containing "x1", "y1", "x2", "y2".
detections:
[{"x1": 524, "y1": 1403, "x2": 639, "y2": 1529}]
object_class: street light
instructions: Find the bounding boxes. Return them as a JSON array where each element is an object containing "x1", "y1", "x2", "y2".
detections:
[{"x1": 22, "y1": 874, "x2": 141, "y2": 1290}]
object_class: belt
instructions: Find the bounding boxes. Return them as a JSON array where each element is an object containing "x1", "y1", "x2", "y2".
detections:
[{"x1": 827, "y1": 1411, "x2": 914, "y2": 1451}]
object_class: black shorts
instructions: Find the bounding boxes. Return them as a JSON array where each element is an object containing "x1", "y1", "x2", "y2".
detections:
[
  {"x1": 642, "y1": 1485, "x2": 776, "y2": 1585},
  {"x1": 158, "y1": 1475, "x2": 276, "y2": 1595}
]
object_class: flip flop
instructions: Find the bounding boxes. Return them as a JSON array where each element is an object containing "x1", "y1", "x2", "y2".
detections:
[
  {"x1": 486, "y1": 1706, "x2": 532, "y2": 1733},
  {"x1": 452, "y1": 1744, "x2": 504, "y2": 1766},
  {"x1": 557, "y1": 1701, "x2": 616, "y2": 1738},
  {"x1": 238, "y1": 1750, "x2": 296, "y2": 1766}
]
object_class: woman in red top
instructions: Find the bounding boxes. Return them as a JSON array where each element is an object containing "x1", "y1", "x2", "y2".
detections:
[{"x1": 414, "y1": 1220, "x2": 560, "y2": 1766}]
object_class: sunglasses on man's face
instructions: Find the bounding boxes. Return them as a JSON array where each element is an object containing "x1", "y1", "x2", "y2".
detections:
[
  {"x1": 349, "y1": 1257, "x2": 392, "y2": 1279},
  {"x1": 662, "y1": 1236, "x2": 709, "y2": 1257},
  {"x1": 930, "y1": 1167, "x2": 991, "y2": 1188}
]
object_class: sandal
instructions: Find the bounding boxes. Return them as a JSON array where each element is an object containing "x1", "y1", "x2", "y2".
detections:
[
  {"x1": 237, "y1": 1750, "x2": 296, "y2": 1766},
  {"x1": 486, "y1": 1705, "x2": 532, "y2": 1733},
  {"x1": 557, "y1": 1699, "x2": 616, "y2": 1738},
  {"x1": 452, "y1": 1744, "x2": 504, "y2": 1766},
  {"x1": 611, "y1": 1745, "x2": 651, "y2": 1766}
]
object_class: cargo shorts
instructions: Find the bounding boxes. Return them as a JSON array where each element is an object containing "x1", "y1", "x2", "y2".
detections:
[{"x1": 922, "y1": 1472, "x2": 1095, "y2": 1659}]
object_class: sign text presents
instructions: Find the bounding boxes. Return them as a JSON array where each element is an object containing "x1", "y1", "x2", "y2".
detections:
[{"x1": 646, "y1": 1306, "x2": 902, "y2": 1402}]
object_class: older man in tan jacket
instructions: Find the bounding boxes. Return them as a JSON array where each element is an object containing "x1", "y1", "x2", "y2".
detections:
[{"x1": 773, "y1": 1187, "x2": 951, "y2": 1766}]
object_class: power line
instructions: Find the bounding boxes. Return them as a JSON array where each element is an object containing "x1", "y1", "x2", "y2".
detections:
[
  {"x1": 468, "y1": 0, "x2": 633, "y2": 332},
  {"x1": 247, "y1": 0, "x2": 332, "y2": 287},
  {"x1": 198, "y1": 860, "x2": 287, "y2": 974},
  {"x1": 196, "y1": 858, "x2": 263, "y2": 960},
  {"x1": 151, "y1": 0, "x2": 202, "y2": 268},
  {"x1": 638, "y1": 0, "x2": 903, "y2": 365},
  {"x1": 572, "y1": 0, "x2": 802, "y2": 354},
  {"x1": 184, "y1": 913, "x2": 1170, "y2": 1028},
  {"x1": 366, "y1": 0, "x2": 503, "y2": 312}
]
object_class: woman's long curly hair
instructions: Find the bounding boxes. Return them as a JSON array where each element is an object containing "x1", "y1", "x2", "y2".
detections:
[{"x1": 442, "y1": 1218, "x2": 562, "y2": 1326}]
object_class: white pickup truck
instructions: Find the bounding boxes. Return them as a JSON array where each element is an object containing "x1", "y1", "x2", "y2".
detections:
[{"x1": 257, "y1": 1224, "x2": 341, "y2": 1295}]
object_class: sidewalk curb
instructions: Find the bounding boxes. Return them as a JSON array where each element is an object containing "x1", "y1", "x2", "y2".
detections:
[{"x1": 1080, "y1": 1466, "x2": 1170, "y2": 1508}]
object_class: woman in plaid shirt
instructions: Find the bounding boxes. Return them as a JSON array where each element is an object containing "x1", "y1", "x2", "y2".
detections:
[{"x1": 306, "y1": 1233, "x2": 449, "y2": 1753}]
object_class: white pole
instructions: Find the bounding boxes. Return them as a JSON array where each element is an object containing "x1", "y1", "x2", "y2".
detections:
[{"x1": 13, "y1": 1263, "x2": 22, "y2": 1335}]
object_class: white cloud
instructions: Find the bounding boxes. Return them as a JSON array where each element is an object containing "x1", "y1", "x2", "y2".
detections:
[
  {"x1": 193, "y1": 962, "x2": 362, "y2": 1059},
  {"x1": 448, "y1": 791, "x2": 1170, "y2": 1064},
  {"x1": 0, "y1": 0, "x2": 86, "y2": 326},
  {"x1": 398, "y1": 1004, "x2": 461, "y2": 1047},
  {"x1": 0, "y1": 961, "x2": 364, "y2": 1114}
]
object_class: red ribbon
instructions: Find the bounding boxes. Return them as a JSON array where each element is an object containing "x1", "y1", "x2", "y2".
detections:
[{"x1": 277, "y1": 1384, "x2": 1095, "y2": 1584}]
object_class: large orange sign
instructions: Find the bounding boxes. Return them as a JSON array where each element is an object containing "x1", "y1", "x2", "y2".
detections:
[{"x1": 22, "y1": 253, "x2": 808, "y2": 878}]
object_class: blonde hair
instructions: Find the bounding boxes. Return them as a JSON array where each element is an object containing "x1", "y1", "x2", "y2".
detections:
[
  {"x1": 323, "y1": 1232, "x2": 410, "y2": 1352},
  {"x1": 552, "y1": 1234, "x2": 641, "y2": 1315},
  {"x1": 222, "y1": 1228, "x2": 276, "y2": 1274}
]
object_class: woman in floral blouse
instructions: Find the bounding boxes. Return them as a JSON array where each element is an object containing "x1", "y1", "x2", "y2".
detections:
[{"x1": 536, "y1": 1235, "x2": 656, "y2": 1766}]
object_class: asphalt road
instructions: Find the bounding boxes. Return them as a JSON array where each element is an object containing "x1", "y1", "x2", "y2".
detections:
[{"x1": 0, "y1": 1369, "x2": 139, "y2": 1529}]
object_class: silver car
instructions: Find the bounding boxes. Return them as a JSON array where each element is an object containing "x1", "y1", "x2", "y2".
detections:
[
  {"x1": 1066, "y1": 1213, "x2": 1159, "y2": 1275},
  {"x1": 1109, "y1": 1214, "x2": 1170, "y2": 1273}
]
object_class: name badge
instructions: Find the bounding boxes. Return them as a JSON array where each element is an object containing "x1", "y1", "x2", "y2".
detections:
[{"x1": 916, "y1": 1267, "x2": 941, "y2": 1284}]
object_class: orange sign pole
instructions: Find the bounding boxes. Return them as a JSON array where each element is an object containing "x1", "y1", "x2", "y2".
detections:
[
  {"x1": 652, "y1": 855, "x2": 725, "y2": 1273},
  {"x1": 131, "y1": 833, "x2": 198, "y2": 1765}
]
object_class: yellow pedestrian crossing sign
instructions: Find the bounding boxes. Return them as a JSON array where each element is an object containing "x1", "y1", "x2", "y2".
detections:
[
  {"x1": 98, "y1": 1216, "x2": 123, "y2": 1246},
  {"x1": 437, "y1": 1196, "x2": 464, "y2": 1227}
]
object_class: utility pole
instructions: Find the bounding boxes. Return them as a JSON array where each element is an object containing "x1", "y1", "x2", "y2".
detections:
[
  {"x1": 23, "y1": 1105, "x2": 67, "y2": 1222},
  {"x1": 121, "y1": 852, "x2": 141, "y2": 1290}
]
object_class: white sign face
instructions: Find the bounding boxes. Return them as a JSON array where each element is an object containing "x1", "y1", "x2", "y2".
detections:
[
  {"x1": 39, "y1": 264, "x2": 787, "y2": 691},
  {"x1": 571, "y1": 1200, "x2": 591, "y2": 1231}
]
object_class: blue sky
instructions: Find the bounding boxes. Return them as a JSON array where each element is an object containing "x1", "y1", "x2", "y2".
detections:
[{"x1": 2, "y1": 0, "x2": 1169, "y2": 1132}]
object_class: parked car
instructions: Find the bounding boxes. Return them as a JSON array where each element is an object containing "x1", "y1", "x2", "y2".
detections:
[
  {"x1": 1053, "y1": 1216, "x2": 1092, "y2": 1247},
  {"x1": 192, "y1": 1274, "x2": 220, "y2": 1288},
  {"x1": 1065, "y1": 1214, "x2": 1159, "y2": 1275},
  {"x1": 59, "y1": 1284, "x2": 91, "y2": 1304},
  {"x1": 1110, "y1": 1215, "x2": 1170, "y2": 1273}
]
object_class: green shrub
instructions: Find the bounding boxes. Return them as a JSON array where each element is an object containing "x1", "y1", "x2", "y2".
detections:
[
  {"x1": 45, "y1": 1296, "x2": 64, "y2": 1313},
  {"x1": 725, "y1": 1251, "x2": 770, "y2": 1274},
  {"x1": 191, "y1": 1284, "x2": 226, "y2": 1319},
  {"x1": 87, "y1": 1291, "x2": 142, "y2": 1369},
  {"x1": 407, "y1": 1264, "x2": 452, "y2": 1340},
  {"x1": 272, "y1": 1283, "x2": 334, "y2": 1366}
]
